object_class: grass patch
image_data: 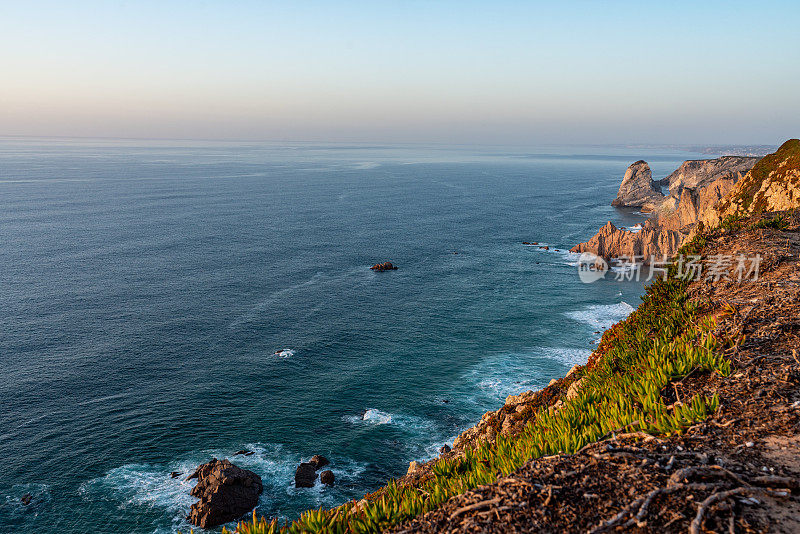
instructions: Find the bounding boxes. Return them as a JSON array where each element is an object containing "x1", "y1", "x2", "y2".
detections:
[{"x1": 230, "y1": 250, "x2": 731, "y2": 534}]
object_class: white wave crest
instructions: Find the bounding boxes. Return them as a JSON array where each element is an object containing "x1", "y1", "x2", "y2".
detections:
[{"x1": 564, "y1": 301, "x2": 635, "y2": 330}]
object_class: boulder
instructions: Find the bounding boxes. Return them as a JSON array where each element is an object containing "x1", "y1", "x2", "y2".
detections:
[
  {"x1": 186, "y1": 458, "x2": 263, "y2": 529},
  {"x1": 439, "y1": 444, "x2": 451, "y2": 454},
  {"x1": 320, "y1": 470, "x2": 335, "y2": 486},
  {"x1": 170, "y1": 471, "x2": 181, "y2": 479},
  {"x1": 309, "y1": 455, "x2": 329, "y2": 469},
  {"x1": 611, "y1": 160, "x2": 665, "y2": 211},
  {"x1": 295, "y1": 462, "x2": 317, "y2": 488},
  {"x1": 370, "y1": 261, "x2": 398, "y2": 271}
]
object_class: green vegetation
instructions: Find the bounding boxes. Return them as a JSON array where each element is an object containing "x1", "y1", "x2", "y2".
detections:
[
  {"x1": 231, "y1": 228, "x2": 732, "y2": 534},
  {"x1": 751, "y1": 212, "x2": 790, "y2": 230},
  {"x1": 720, "y1": 213, "x2": 745, "y2": 232}
]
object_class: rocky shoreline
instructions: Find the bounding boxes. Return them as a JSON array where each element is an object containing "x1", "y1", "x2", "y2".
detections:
[{"x1": 572, "y1": 153, "x2": 762, "y2": 263}]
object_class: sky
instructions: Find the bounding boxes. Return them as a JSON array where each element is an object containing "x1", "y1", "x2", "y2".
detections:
[{"x1": 0, "y1": 1, "x2": 798, "y2": 145}]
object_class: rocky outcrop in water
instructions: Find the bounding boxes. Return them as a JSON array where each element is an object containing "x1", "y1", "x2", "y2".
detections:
[
  {"x1": 610, "y1": 160, "x2": 665, "y2": 211},
  {"x1": 295, "y1": 462, "x2": 317, "y2": 488},
  {"x1": 570, "y1": 220, "x2": 684, "y2": 262},
  {"x1": 320, "y1": 470, "x2": 335, "y2": 486},
  {"x1": 370, "y1": 261, "x2": 398, "y2": 271},
  {"x1": 310, "y1": 455, "x2": 329, "y2": 469},
  {"x1": 186, "y1": 459, "x2": 263, "y2": 529}
]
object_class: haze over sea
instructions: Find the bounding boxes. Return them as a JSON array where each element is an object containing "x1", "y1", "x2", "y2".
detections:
[{"x1": 0, "y1": 139, "x2": 708, "y2": 533}]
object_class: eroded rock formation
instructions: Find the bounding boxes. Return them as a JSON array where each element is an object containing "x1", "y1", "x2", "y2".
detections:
[
  {"x1": 659, "y1": 155, "x2": 757, "y2": 196},
  {"x1": 610, "y1": 160, "x2": 665, "y2": 211},
  {"x1": 570, "y1": 219, "x2": 684, "y2": 261},
  {"x1": 574, "y1": 152, "x2": 778, "y2": 262}
]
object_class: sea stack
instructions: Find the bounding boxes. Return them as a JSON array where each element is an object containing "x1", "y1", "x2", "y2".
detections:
[{"x1": 610, "y1": 160, "x2": 665, "y2": 212}]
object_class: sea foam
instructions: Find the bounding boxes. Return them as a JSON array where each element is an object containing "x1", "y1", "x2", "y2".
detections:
[{"x1": 564, "y1": 301, "x2": 635, "y2": 330}]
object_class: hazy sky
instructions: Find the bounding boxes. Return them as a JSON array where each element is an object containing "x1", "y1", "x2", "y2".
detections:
[{"x1": 1, "y1": 1, "x2": 798, "y2": 144}]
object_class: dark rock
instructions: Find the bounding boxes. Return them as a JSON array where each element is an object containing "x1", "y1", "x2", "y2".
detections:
[
  {"x1": 442, "y1": 399, "x2": 449, "y2": 403},
  {"x1": 440, "y1": 444, "x2": 451, "y2": 454},
  {"x1": 186, "y1": 458, "x2": 263, "y2": 529},
  {"x1": 522, "y1": 241, "x2": 530, "y2": 245},
  {"x1": 170, "y1": 471, "x2": 181, "y2": 479},
  {"x1": 309, "y1": 455, "x2": 329, "y2": 469},
  {"x1": 234, "y1": 449, "x2": 251, "y2": 456},
  {"x1": 244, "y1": 451, "x2": 255, "y2": 456},
  {"x1": 295, "y1": 462, "x2": 317, "y2": 488},
  {"x1": 320, "y1": 470, "x2": 335, "y2": 486},
  {"x1": 370, "y1": 261, "x2": 398, "y2": 271},
  {"x1": 21, "y1": 494, "x2": 33, "y2": 506}
]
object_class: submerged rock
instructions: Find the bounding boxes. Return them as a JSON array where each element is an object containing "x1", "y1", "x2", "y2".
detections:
[
  {"x1": 320, "y1": 470, "x2": 335, "y2": 486},
  {"x1": 186, "y1": 458, "x2": 263, "y2": 529},
  {"x1": 21, "y1": 494, "x2": 33, "y2": 506},
  {"x1": 295, "y1": 462, "x2": 317, "y2": 488}
]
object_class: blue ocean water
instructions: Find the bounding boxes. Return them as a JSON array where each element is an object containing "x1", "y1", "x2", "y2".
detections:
[{"x1": 0, "y1": 139, "x2": 706, "y2": 533}]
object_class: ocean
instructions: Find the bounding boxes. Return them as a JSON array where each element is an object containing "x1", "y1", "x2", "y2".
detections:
[{"x1": 0, "y1": 139, "x2": 708, "y2": 533}]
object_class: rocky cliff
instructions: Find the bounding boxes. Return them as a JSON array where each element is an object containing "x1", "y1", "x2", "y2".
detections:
[
  {"x1": 659, "y1": 155, "x2": 757, "y2": 196},
  {"x1": 700, "y1": 138, "x2": 800, "y2": 228},
  {"x1": 610, "y1": 160, "x2": 665, "y2": 211},
  {"x1": 572, "y1": 148, "x2": 792, "y2": 262}
]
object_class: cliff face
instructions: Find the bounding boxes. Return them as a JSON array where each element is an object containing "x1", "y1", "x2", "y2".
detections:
[
  {"x1": 659, "y1": 155, "x2": 757, "y2": 196},
  {"x1": 573, "y1": 146, "x2": 799, "y2": 262},
  {"x1": 655, "y1": 172, "x2": 740, "y2": 233},
  {"x1": 610, "y1": 160, "x2": 665, "y2": 211},
  {"x1": 700, "y1": 139, "x2": 800, "y2": 228}
]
